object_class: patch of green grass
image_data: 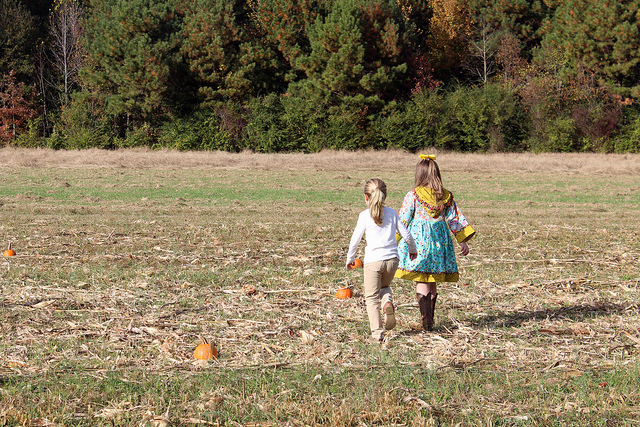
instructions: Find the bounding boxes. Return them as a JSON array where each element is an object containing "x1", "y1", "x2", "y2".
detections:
[{"x1": 4, "y1": 364, "x2": 638, "y2": 426}]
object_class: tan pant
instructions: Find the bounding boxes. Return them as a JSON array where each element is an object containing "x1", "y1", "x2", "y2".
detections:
[{"x1": 363, "y1": 258, "x2": 399, "y2": 340}]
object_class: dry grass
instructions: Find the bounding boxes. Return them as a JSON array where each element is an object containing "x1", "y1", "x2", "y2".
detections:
[
  {"x1": 0, "y1": 149, "x2": 639, "y2": 426},
  {"x1": 2, "y1": 147, "x2": 640, "y2": 175}
]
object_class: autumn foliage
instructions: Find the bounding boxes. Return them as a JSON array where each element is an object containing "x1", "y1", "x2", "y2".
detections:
[
  {"x1": 1, "y1": 0, "x2": 639, "y2": 152},
  {"x1": 0, "y1": 70, "x2": 36, "y2": 143}
]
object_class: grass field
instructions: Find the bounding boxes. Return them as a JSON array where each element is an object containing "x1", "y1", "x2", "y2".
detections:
[{"x1": 1, "y1": 148, "x2": 639, "y2": 426}]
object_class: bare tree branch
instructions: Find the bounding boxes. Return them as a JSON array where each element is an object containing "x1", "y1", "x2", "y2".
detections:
[
  {"x1": 466, "y1": 15, "x2": 498, "y2": 85},
  {"x1": 49, "y1": 0, "x2": 86, "y2": 105}
]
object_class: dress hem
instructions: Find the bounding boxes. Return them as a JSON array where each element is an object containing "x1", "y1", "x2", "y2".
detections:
[{"x1": 394, "y1": 270, "x2": 459, "y2": 283}]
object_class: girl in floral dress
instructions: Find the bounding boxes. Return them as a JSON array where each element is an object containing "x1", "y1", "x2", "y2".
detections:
[{"x1": 395, "y1": 155, "x2": 475, "y2": 331}]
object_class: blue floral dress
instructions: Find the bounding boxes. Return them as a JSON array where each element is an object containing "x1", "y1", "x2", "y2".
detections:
[{"x1": 395, "y1": 187, "x2": 475, "y2": 283}]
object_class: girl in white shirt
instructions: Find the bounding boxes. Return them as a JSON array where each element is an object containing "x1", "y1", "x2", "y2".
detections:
[{"x1": 346, "y1": 178, "x2": 417, "y2": 342}]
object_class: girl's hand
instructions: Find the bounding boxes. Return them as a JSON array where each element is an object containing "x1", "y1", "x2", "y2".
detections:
[
  {"x1": 346, "y1": 263, "x2": 354, "y2": 270},
  {"x1": 459, "y1": 242, "x2": 469, "y2": 256},
  {"x1": 409, "y1": 252, "x2": 417, "y2": 261}
]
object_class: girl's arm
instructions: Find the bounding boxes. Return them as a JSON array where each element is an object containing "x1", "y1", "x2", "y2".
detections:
[
  {"x1": 396, "y1": 215, "x2": 418, "y2": 258},
  {"x1": 346, "y1": 214, "x2": 366, "y2": 268},
  {"x1": 398, "y1": 191, "x2": 416, "y2": 227},
  {"x1": 445, "y1": 199, "x2": 475, "y2": 250},
  {"x1": 396, "y1": 192, "x2": 416, "y2": 242}
]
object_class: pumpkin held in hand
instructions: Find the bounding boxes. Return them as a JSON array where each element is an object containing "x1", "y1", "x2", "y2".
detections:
[
  {"x1": 349, "y1": 259, "x2": 363, "y2": 269},
  {"x1": 336, "y1": 287, "x2": 353, "y2": 299},
  {"x1": 3, "y1": 244, "x2": 16, "y2": 257},
  {"x1": 194, "y1": 337, "x2": 218, "y2": 360}
]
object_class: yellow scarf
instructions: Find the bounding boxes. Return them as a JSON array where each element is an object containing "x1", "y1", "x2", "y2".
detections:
[{"x1": 414, "y1": 187, "x2": 452, "y2": 218}]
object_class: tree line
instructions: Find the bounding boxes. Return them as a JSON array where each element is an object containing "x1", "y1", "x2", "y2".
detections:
[{"x1": 1, "y1": 0, "x2": 639, "y2": 152}]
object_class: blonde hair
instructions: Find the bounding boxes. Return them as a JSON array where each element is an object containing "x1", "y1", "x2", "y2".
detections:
[
  {"x1": 364, "y1": 178, "x2": 387, "y2": 226},
  {"x1": 414, "y1": 158, "x2": 444, "y2": 203}
]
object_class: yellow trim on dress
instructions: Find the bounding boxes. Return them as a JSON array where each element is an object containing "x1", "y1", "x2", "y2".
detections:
[
  {"x1": 455, "y1": 225, "x2": 476, "y2": 243},
  {"x1": 394, "y1": 270, "x2": 459, "y2": 283},
  {"x1": 414, "y1": 187, "x2": 451, "y2": 207},
  {"x1": 414, "y1": 187, "x2": 452, "y2": 218}
]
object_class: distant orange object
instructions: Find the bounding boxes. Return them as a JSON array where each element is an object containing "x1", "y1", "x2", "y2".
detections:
[
  {"x1": 336, "y1": 287, "x2": 353, "y2": 299},
  {"x1": 349, "y1": 259, "x2": 363, "y2": 269},
  {"x1": 3, "y1": 243, "x2": 15, "y2": 257},
  {"x1": 194, "y1": 342, "x2": 218, "y2": 360}
]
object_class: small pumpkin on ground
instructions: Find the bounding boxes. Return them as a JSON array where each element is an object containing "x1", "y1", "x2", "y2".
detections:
[
  {"x1": 336, "y1": 287, "x2": 353, "y2": 299},
  {"x1": 3, "y1": 243, "x2": 16, "y2": 257},
  {"x1": 194, "y1": 336, "x2": 218, "y2": 361}
]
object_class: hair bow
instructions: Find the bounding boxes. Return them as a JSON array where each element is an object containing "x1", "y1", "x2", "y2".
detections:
[{"x1": 419, "y1": 154, "x2": 436, "y2": 160}]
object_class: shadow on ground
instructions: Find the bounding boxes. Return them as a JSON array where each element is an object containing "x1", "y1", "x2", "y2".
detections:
[{"x1": 398, "y1": 300, "x2": 638, "y2": 335}]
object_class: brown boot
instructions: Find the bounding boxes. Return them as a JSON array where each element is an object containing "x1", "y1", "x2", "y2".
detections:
[
  {"x1": 417, "y1": 293, "x2": 432, "y2": 331},
  {"x1": 429, "y1": 293, "x2": 437, "y2": 331}
]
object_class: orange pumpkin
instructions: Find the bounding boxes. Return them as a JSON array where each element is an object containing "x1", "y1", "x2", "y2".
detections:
[
  {"x1": 3, "y1": 243, "x2": 16, "y2": 257},
  {"x1": 194, "y1": 342, "x2": 218, "y2": 360},
  {"x1": 336, "y1": 287, "x2": 353, "y2": 299},
  {"x1": 349, "y1": 259, "x2": 363, "y2": 269}
]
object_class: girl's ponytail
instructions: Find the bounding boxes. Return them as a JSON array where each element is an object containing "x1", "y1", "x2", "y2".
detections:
[{"x1": 364, "y1": 179, "x2": 387, "y2": 226}]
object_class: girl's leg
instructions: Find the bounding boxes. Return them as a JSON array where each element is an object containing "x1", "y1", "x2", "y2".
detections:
[
  {"x1": 379, "y1": 258, "x2": 399, "y2": 330},
  {"x1": 416, "y1": 282, "x2": 437, "y2": 296},
  {"x1": 363, "y1": 261, "x2": 384, "y2": 340}
]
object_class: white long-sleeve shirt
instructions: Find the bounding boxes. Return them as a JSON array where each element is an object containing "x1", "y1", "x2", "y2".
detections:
[{"x1": 346, "y1": 206, "x2": 417, "y2": 265}]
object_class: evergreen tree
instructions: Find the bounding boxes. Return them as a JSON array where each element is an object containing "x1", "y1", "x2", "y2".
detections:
[
  {"x1": 181, "y1": 0, "x2": 285, "y2": 106},
  {"x1": 81, "y1": 0, "x2": 182, "y2": 129},
  {"x1": 293, "y1": 0, "x2": 410, "y2": 104},
  {"x1": 395, "y1": 0, "x2": 439, "y2": 93},
  {"x1": 251, "y1": 0, "x2": 325, "y2": 83},
  {"x1": 545, "y1": 0, "x2": 640, "y2": 97},
  {"x1": 0, "y1": 0, "x2": 38, "y2": 80},
  {"x1": 468, "y1": 0, "x2": 553, "y2": 55}
]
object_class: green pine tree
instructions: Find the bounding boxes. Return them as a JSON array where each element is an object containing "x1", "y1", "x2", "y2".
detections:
[
  {"x1": 251, "y1": 0, "x2": 326, "y2": 83},
  {"x1": 468, "y1": 0, "x2": 554, "y2": 53},
  {"x1": 181, "y1": 0, "x2": 286, "y2": 106},
  {"x1": 293, "y1": 0, "x2": 410, "y2": 105},
  {"x1": 545, "y1": 0, "x2": 640, "y2": 97},
  {"x1": 0, "y1": 0, "x2": 38, "y2": 80},
  {"x1": 81, "y1": 0, "x2": 182, "y2": 129}
]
